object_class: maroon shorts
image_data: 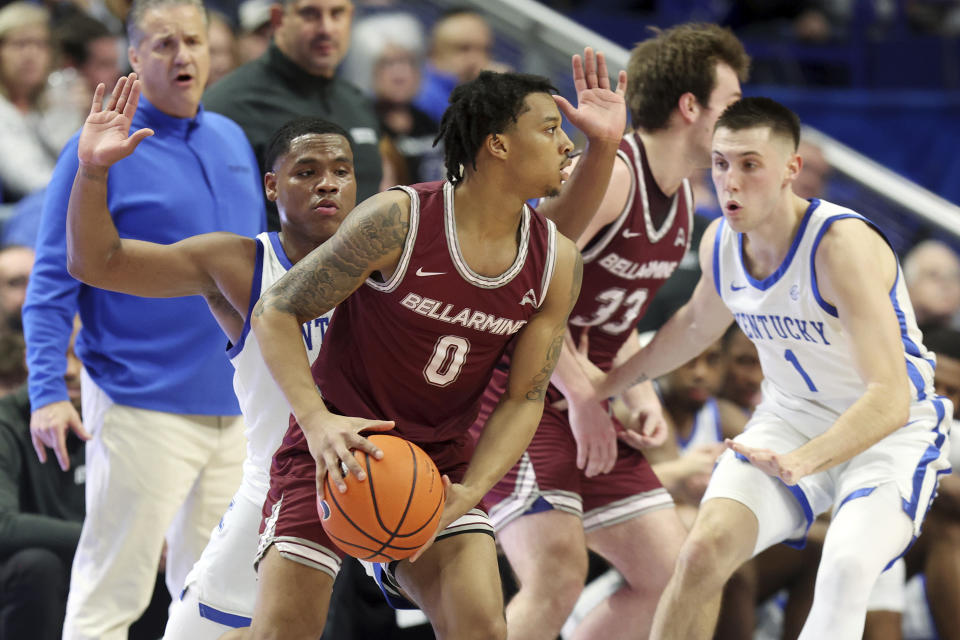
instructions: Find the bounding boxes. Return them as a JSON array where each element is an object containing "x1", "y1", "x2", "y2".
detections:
[
  {"x1": 257, "y1": 412, "x2": 478, "y2": 575},
  {"x1": 476, "y1": 368, "x2": 673, "y2": 532}
]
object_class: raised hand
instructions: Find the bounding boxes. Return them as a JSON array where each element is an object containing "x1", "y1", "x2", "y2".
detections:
[
  {"x1": 553, "y1": 47, "x2": 628, "y2": 144},
  {"x1": 77, "y1": 73, "x2": 154, "y2": 169}
]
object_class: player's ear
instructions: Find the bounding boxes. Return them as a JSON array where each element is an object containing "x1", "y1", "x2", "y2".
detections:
[
  {"x1": 486, "y1": 133, "x2": 508, "y2": 161},
  {"x1": 784, "y1": 150, "x2": 803, "y2": 188},
  {"x1": 263, "y1": 171, "x2": 279, "y2": 202},
  {"x1": 677, "y1": 92, "x2": 699, "y2": 124}
]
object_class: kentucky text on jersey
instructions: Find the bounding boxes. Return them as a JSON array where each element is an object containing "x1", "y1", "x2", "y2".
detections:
[
  {"x1": 598, "y1": 253, "x2": 679, "y2": 281},
  {"x1": 733, "y1": 312, "x2": 831, "y2": 345},
  {"x1": 401, "y1": 292, "x2": 528, "y2": 335},
  {"x1": 301, "y1": 316, "x2": 330, "y2": 351}
]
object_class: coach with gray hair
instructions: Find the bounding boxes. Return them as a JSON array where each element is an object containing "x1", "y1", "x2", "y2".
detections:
[{"x1": 23, "y1": 0, "x2": 264, "y2": 637}]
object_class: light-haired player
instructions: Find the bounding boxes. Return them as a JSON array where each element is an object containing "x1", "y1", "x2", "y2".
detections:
[
  {"x1": 591, "y1": 97, "x2": 951, "y2": 639},
  {"x1": 63, "y1": 73, "x2": 356, "y2": 638}
]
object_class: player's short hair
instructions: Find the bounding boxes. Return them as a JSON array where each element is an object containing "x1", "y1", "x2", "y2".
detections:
[
  {"x1": 626, "y1": 23, "x2": 749, "y2": 132},
  {"x1": 924, "y1": 327, "x2": 960, "y2": 361},
  {"x1": 435, "y1": 70, "x2": 557, "y2": 183},
  {"x1": 715, "y1": 97, "x2": 801, "y2": 150},
  {"x1": 126, "y1": 0, "x2": 207, "y2": 48},
  {"x1": 264, "y1": 117, "x2": 353, "y2": 171}
]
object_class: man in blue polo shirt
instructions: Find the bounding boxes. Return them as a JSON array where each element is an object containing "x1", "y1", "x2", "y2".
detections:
[{"x1": 23, "y1": 0, "x2": 264, "y2": 638}]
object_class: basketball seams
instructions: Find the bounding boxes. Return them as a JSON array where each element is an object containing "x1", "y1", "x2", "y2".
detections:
[
  {"x1": 365, "y1": 442, "x2": 419, "y2": 560},
  {"x1": 323, "y1": 475, "x2": 391, "y2": 547}
]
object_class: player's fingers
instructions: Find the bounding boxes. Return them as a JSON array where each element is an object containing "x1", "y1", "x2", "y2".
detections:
[
  {"x1": 583, "y1": 47, "x2": 598, "y2": 88},
  {"x1": 70, "y1": 416, "x2": 91, "y2": 441},
  {"x1": 552, "y1": 94, "x2": 575, "y2": 119},
  {"x1": 596, "y1": 51, "x2": 611, "y2": 90},
  {"x1": 30, "y1": 431, "x2": 47, "y2": 464},
  {"x1": 578, "y1": 330, "x2": 590, "y2": 355},
  {"x1": 321, "y1": 449, "x2": 346, "y2": 493},
  {"x1": 90, "y1": 83, "x2": 105, "y2": 115},
  {"x1": 570, "y1": 53, "x2": 585, "y2": 94},
  {"x1": 335, "y1": 442, "x2": 366, "y2": 482},
  {"x1": 54, "y1": 427, "x2": 69, "y2": 472},
  {"x1": 106, "y1": 75, "x2": 126, "y2": 113},
  {"x1": 575, "y1": 440, "x2": 586, "y2": 470},
  {"x1": 115, "y1": 73, "x2": 134, "y2": 114},
  {"x1": 616, "y1": 70, "x2": 627, "y2": 96}
]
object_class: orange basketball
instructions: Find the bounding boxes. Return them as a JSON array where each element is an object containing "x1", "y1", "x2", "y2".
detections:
[{"x1": 317, "y1": 434, "x2": 445, "y2": 562}]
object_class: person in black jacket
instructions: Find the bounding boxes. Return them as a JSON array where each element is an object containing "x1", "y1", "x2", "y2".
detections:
[{"x1": 0, "y1": 319, "x2": 82, "y2": 640}]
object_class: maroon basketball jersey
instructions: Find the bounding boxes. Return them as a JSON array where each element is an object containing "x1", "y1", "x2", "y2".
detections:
[
  {"x1": 568, "y1": 133, "x2": 693, "y2": 368},
  {"x1": 314, "y1": 181, "x2": 558, "y2": 444}
]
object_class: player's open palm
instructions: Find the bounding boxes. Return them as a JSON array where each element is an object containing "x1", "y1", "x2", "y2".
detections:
[
  {"x1": 78, "y1": 73, "x2": 154, "y2": 169},
  {"x1": 554, "y1": 47, "x2": 627, "y2": 144},
  {"x1": 300, "y1": 411, "x2": 394, "y2": 494},
  {"x1": 725, "y1": 439, "x2": 804, "y2": 485}
]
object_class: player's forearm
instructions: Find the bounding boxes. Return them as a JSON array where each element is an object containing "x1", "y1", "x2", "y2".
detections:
[
  {"x1": 789, "y1": 382, "x2": 910, "y2": 476},
  {"x1": 600, "y1": 303, "x2": 714, "y2": 398},
  {"x1": 250, "y1": 303, "x2": 329, "y2": 423},
  {"x1": 537, "y1": 138, "x2": 621, "y2": 241},
  {"x1": 65, "y1": 165, "x2": 120, "y2": 284},
  {"x1": 462, "y1": 397, "x2": 545, "y2": 498}
]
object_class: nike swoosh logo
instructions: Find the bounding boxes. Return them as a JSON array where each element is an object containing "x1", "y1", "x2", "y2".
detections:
[
  {"x1": 730, "y1": 283, "x2": 747, "y2": 291},
  {"x1": 622, "y1": 229, "x2": 642, "y2": 239},
  {"x1": 415, "y1": 268, "x2": 446, "y2": 277}
]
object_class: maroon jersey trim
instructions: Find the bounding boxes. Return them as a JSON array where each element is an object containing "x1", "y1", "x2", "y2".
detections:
[
  {"x1": 622, "y1": 134, "x2": 692, "y2": 245},
  {"x1": 442, "y1": 182, "x2": 533, "y2": 289},
  {"x1": 367, "y1": 185, "x2": 421, "y2": 293},
  {"x1": 582, "y1": 149, "x2": 637, "y2": 264}
]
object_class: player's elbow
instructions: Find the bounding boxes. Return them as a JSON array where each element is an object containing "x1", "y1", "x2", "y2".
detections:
[{"x1": 872, "y1": 380, "x2": 911, "y2": 429}]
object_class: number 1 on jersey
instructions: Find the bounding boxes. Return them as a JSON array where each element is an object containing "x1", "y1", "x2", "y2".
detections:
[{"x1": 784, "y1": 349, "x2": 818, "y2": 392}]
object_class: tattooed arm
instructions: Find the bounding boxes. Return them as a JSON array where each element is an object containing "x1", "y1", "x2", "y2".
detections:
[
  {"x1": 448, "y1": 236, "x2": 583, "y2": 521},
  {"x1": 250, "y1": 189, "x2": 409, "y2": 492}
]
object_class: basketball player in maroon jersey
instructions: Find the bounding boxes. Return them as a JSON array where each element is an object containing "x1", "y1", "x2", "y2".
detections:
[
  {"x1": 476, "y1": 24, "x2": 750, "y2": 640},
  {"x1": 232, "y1": 64, "x2": 629, "y2": 639}
]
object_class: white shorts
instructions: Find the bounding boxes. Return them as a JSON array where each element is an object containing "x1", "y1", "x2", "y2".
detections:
[
  {"x1": 703, "y1": 397, "x2": 952, "y2": 558},
  {"x1": 166, "y1": 483, "x2": 264, "y2": 635}
]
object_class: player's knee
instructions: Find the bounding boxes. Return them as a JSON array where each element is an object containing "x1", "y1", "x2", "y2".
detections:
[
  {"x1": 818, "y1": 551, "x2": 875, "y2": 598},
  {"x1": 675, "y1": 527, "x2": 739, "y2": 586}
]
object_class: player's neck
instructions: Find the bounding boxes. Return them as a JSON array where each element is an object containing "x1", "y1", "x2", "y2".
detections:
[
  {"x1": 452, "y1": 176, "x2": 528, "y2": 238},
  {"x1": 742, "y1": 193, "x2": 810, "y2": 276},
  {"x1": 277, "y1": 229, "x2": 321, "y2": 265},
  {"x1": 636, "y1": 129, "x2": 699, "y2": 197}
]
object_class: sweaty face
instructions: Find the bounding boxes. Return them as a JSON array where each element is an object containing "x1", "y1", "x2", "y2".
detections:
[
  {"x1": 129, "y1": 5, "x2": 209, "y2": 118},
  {"x1": 267, "y1": 133, "x2": 356, "y2": 245},
  {"x1": 500, "y1": 92, "x2": 574, "y2": 201},
  {"x1": 712, "y1": 126, "x2": 797, "y2": 233},
  {"x1": 934, "y1": 353, "x2": 960, "y2": 421},
  {"x1": 274, "y1": 0, "x2": 353, "y2": 78},
  {"x1": 721, "y1": 329, "x2": 762, "y2": 411},
  {"x1": 691, "y1": 62, "x2": 742, "y2": 166},
  {"x1": 663, "y1": 340, "x2": 726, "y2": 412}
]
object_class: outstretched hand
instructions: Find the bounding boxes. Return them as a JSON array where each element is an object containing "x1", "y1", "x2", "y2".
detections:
[
  {"x1": 725, "y1": 439, "x2": 807, "y2": 486},
  {"x1": 553, "y1": 47, "x2": 627, "y2": 144},
  {"x1": 77, "y1": 73, "x2": 154, "y2": 169}
]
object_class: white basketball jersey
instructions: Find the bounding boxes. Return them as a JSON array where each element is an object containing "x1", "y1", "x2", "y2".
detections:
[
  {"x1": 676, "y1": 397, "x2": 723, "y2": 454},
  {"x1": 227, "y1": 232, "x2": 330, "y2": 502},
  {"x1": 713, "y1": 199, "x2": 936, "y2": 430}
]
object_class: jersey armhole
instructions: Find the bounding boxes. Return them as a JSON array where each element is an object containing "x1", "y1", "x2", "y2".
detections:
[
  {"x1": 711, "y1": 218, "x2": 726, "y2": 297},
  {"x1": 581, "y1": 151, "x2": 636, "y2": 262},
  {"x1": 226, "y1": 236, "x2": 265, "y2": 359},
  {"x1": 366, "y1": 186, "x2": 420, "y2": 293},
  {"x1": 537, "y1": 219, "x2": 558, "y2": 308}
]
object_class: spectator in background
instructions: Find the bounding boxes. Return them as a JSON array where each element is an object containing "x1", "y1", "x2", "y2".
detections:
[
  {"x1": 718, "y1": 323, "x2": 763, "y2": 415},
  {"x1": 236, "y1": 0, "x2": 273, "y2": 63},
  {"x1": 53, "y1": 11, "x2": 124, "y2": 101},
  {"x1": 0, "y1": 318, "x2": 83, "y2": 640},
  {"x1": 345, "y1": 12, "x2": 442, "y2": 185},
  {"x1": 0, "y1": 3, "x2": 84, "y2": 203},
  {"x1": 207, "y1": 11, "x2": 238, "y2": 87},
  {"x1": 903, "y1": 239, "x2": 960, "y2": 329},
  {"x1": 24, "y1": 0, "x2": 265, "y2": 636},
  {"x1": 0, "y1": 244, "x2": 32, "y2": 336},
  {"x1": 413, "y1": 8, "x2": 500, "y2": 123},
  {"x1": 204, "y1": 0, "x2": 382, "y2": 231}
]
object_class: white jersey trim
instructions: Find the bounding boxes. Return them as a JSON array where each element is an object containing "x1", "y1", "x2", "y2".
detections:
[
  {"x1": 581, "y1": 150, "x2": 636, "y2": 263},
  {"x1": 537, "y1": 219, "x2": 558, "y2": 309},
  {"x1": 443, "y1": 181, "x2": 530, "y2": 288},
  {"x1": 367, "y1": 186, "x2": 421, "y2": 293},
  {"x1": 624, "y1": 134, "x2": 681, "y2": 244}
]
